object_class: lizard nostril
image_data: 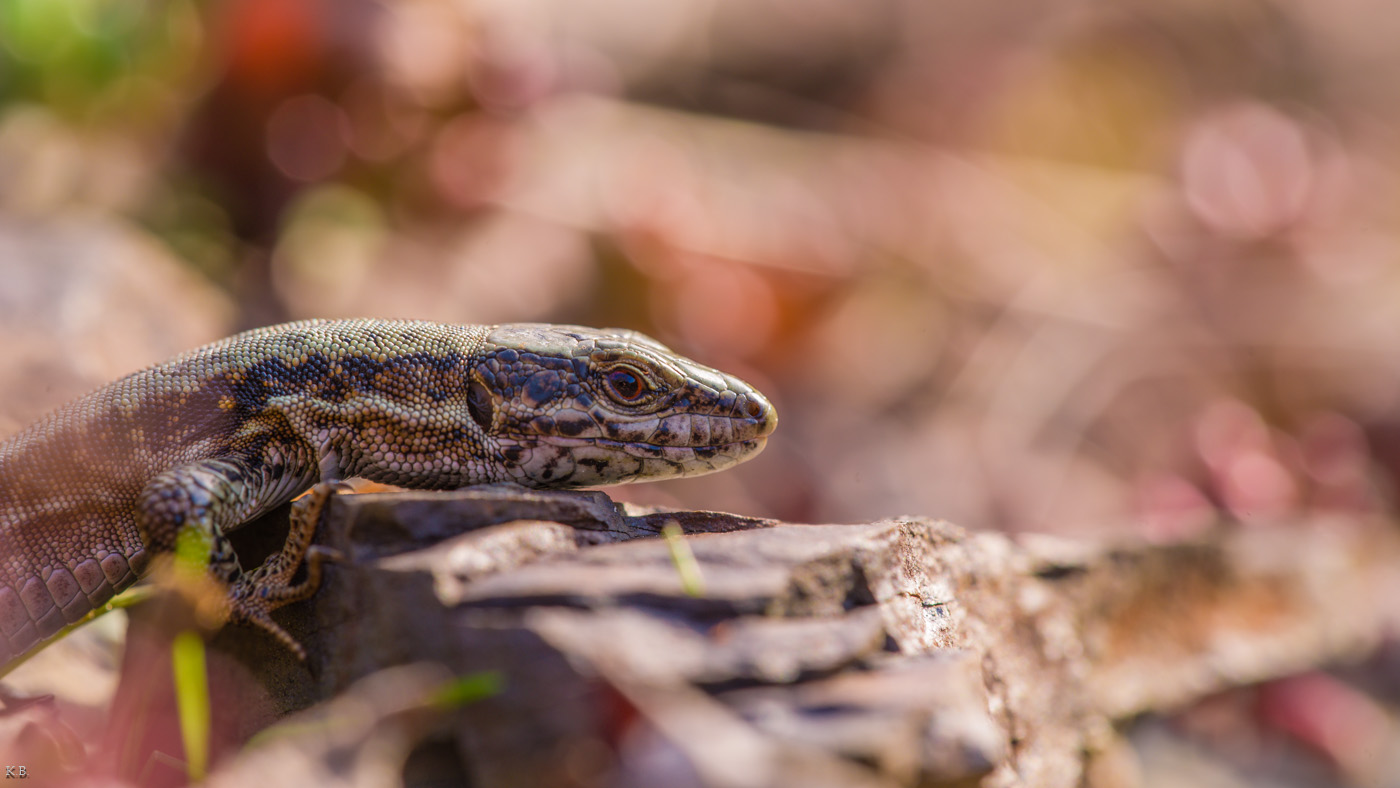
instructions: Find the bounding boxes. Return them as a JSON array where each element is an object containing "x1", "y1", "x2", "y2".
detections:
[{"x1": 744, "y1": 397, "x2": 765, "y2": 420}]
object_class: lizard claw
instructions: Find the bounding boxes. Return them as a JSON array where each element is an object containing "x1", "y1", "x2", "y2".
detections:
[{"x1": 229, "y1": 599, "x2": 307, "y2": 661}]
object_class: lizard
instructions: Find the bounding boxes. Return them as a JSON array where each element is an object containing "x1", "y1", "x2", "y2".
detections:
[{"x1": 0, "y1": 319, "x2": 776, "y2": 671}]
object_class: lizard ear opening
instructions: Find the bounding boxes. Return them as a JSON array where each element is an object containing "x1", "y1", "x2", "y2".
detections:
[{"x1": 466, "y1": 377, "x2": 495, "y2": 432}]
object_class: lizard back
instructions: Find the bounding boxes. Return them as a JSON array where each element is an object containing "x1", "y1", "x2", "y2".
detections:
[{"x1": 0, "y1": 319, "x2": 489, "y2": 663}]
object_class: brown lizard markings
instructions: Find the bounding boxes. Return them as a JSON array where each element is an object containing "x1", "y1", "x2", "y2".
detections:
[{"x1": 0, "y1": 319, "x2": 776, "y2": 670}]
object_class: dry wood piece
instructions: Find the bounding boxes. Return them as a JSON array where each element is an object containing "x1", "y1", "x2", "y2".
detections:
[{"x1": 118, "y1": 489, "x2": 1397, "y2": 787}]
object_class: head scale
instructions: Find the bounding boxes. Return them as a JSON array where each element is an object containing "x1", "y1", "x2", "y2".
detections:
[{"x1": 466, "y1": 324, "x2": 776, "y2": 488}]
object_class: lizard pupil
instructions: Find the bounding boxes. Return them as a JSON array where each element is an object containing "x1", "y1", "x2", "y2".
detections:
[{"x1": 606, "y1": 369, "x2": 645, "y2": 401}]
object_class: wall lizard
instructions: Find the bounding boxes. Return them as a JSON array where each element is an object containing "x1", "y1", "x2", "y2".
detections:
[{"x1": 0, "y1": 319, "x2": 777, "y2": 670}]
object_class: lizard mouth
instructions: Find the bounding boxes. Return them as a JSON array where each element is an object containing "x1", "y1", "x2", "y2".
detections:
[
  {"x1": 501, "y1": 432, "x2": 769, "y2": 487},
  {"x1": 508, "y1": 403, "x2": 776, "y2": 454},
  {"x1": 533, "y1": 434, "x2": 768, "y2": 458}
]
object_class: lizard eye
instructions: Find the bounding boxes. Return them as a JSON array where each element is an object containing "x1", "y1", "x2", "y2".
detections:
[
  {"x1": 466, "y1": 377, "x2": 495, "y2": 431},
  {"x1": 604, "y1": 367, "x2": 649, "y2": 403}
]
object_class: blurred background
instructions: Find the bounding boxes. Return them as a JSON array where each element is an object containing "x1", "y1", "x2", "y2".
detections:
[{"x1": 3, "y1": 0, "x2": 1400, "y2": 782}]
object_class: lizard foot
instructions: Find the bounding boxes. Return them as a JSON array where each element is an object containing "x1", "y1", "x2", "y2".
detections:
[
  {"x1": 227, "y1": 545, "x2": 343, "y2": 661},
  {"x1": 227, "y1": 483, "x2": 345, "y2": 660}
]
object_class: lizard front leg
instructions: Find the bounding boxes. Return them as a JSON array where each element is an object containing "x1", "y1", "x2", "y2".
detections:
[{"x1": 137, "y1": 456, "x2": 326, "y2": 659}]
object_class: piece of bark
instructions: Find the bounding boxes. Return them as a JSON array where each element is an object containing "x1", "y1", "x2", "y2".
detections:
[
  {"x1": 721, "y1": 651, "x2": 1005, "y2": 787},
  {"x1": 203, "y1": 663, "x2": 467, "y2": 788},
  {"x1": 153, "y1": 490, "x2": 1400, "y2": 788}
]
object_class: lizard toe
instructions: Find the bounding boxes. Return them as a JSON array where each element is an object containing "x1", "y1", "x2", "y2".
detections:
[{"x1": 229, "y1": 599, "x2": 307, "y2": 661}]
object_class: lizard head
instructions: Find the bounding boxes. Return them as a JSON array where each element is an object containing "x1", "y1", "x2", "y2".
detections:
[{"x1": 466, "y1": 324, "x2": 777, "y2": 488}]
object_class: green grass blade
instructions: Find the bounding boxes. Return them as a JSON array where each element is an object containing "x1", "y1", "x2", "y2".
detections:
[
  {"x1": 662, "y1": 520, "x2": 706, "y2": 597},
  {"x1": 171, "y1": 630, "x2": 211, "y2": 783},
  {"x1": 430, "y1": 671, "x2": 505, "y2": 710}
]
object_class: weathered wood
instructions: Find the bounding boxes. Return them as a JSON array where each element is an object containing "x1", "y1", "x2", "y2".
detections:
[{"x1": 119, "y1": 491, "x2": 1400, "y2": 787}]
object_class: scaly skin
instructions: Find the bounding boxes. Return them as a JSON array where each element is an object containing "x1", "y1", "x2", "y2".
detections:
[{"x1": 0, "y1": 319, "x2": 776, "y2": 668}]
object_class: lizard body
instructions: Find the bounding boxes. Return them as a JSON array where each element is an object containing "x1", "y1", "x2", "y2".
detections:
[{"x1": 0, "y1": 319, "x2": 776, "y2": 669}]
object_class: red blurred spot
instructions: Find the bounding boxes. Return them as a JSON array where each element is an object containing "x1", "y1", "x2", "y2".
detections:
[{"x1": 221, "y1": 0, "x2": 328, "y2": 99}]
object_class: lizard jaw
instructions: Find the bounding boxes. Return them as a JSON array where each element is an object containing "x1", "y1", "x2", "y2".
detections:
[{"x1": 500, "y1": 434, "x2": 769, "y2": 488}]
